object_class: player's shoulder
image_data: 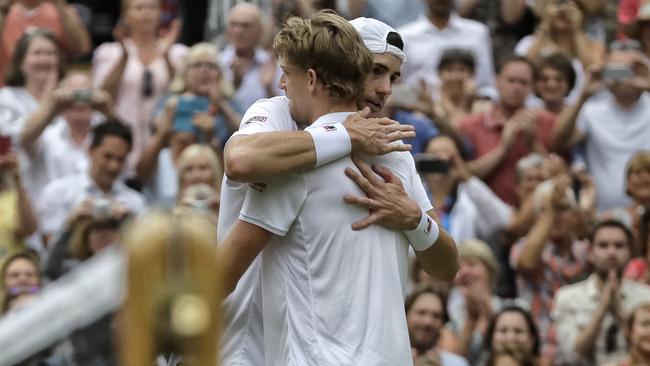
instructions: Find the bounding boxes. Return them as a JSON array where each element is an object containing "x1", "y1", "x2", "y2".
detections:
[{"x1": 372, "y1": 150, "x2": 417, "y2": 180}]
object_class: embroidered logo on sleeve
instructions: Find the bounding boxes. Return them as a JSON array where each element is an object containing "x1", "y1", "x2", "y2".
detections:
[
  {"x1": 242, "y1": 116, "x2": 268, "y2": 126},
  {"x1": 424, "y1": 217, "x2": 432, "y2": 234},
  {"x1": 323, "y1": 125, "x2": 337, "y2": 132},
  {"x1": 248, "y1": 182, "x2": 268, "y2": 192}
]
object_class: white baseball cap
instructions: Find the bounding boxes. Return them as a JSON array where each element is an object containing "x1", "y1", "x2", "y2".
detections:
[{"x1": 350, "y1": 17, "x2": 407, "y2": 63}]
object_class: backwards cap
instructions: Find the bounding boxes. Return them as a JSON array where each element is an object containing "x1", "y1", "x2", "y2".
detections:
[{"x1": 350, "y1": 17, "x2": 406, "y2": 63}]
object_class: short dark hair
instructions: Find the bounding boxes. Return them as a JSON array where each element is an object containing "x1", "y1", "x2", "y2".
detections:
[
  {"x1": 497, "y1": 55, "x2": 537, "y2": 81},
  {"x1": 404, "y1": 285, "x2": 449, "y2": 324},
  {"x1": 5, "y1": 28, "x2": 65, "y2": 86},
  {"x1": 437, "y1": 48, "x2": 476, "y2": 74},
  {"x1": 91, "y1": 119, "x2": 133, "y2": 150},
  {"x1": 484, "y1": 305, "x2": 541, "y2": 356},
  {"x1": 536, "y1": 53, "x2": 576, "y2": 96},
  {"x1": 589, "y1": 219, "x2": 634, "y2": 252}
]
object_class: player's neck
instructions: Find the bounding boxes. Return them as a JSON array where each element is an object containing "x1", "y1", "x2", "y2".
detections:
[{"x1": 307, "y1": 99, "x2": 357, "y2": 125}]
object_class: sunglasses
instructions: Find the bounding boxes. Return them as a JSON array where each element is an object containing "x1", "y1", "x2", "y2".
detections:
[{"x1": 142, "y1": 69, "x2": 154, "y2": 98}]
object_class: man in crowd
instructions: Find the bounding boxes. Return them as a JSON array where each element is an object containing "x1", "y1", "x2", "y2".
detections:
[
  {"x1": 553, "y1": 219, "x2": 650, "y2": 365},
  {"x1": 219, "y1": 11, "x2": 457, "y2": 365},
  {"x1": 551, "y1": 43, "x2": 650, "y2": 211},
  {"x1": 37, "y1": 120, "x2": 145, "y2": 241}
]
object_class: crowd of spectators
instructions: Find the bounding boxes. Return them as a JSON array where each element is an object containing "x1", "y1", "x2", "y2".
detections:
[{"x1": 0, "y1": 0, "x2": 649, "y2": 365}]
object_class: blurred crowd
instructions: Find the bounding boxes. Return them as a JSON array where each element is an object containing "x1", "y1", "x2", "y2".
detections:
[{"x1": 0, "y1": 0, "x2": 649, "y2": 365}]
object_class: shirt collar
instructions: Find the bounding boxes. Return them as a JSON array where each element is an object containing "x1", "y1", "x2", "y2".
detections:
[
  {"x1": 419, "y1": 13, "x2": 462, "y2": 33},
  {"x1": 308, "y1": 111, "x2": 355, "y2": 129},
  {"x1": 83, "y1": 171, "x2": 125, "y2": 197}
]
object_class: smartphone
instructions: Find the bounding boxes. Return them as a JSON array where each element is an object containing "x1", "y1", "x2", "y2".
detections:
[
  {"x1": 603, "y1": 64, "x2": 634, "y2": 81},
  {"x1": 173, "y1": 95, "x2": 210, "y2": 133},
  {"x1": 415, "y1": 155, "x2": 450, "y2": 174},
  {"x1": 0, "y1": 135, "x2": 11, "y2": 155}
]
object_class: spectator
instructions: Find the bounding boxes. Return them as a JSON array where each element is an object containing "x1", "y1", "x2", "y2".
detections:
[
  {"x1": 553, "y1": 220, "x2": 650, "y2": 365},
  {"x1": 515, "y1": 0, "x2": 604, "y2": 103},
  {"x1": 406, "y1": 285, "x2": 469, "y2": 366},
  {"x1": 0, "y1": 152, "x2": 38, "y2": 262},
  {"x1": 398, "y1": 0, "x2": 496, "y2": 99},
  {"x1": 421, "y1": 135, "x2": 512, "y2": 243},
  {"x1": 0, "y1": 0, "x2": 91, "y2": 86},
  {"x1": 176, "y1": 144, "x2": 222, "y2": 196},
  {"x1": 551, "y1": 46, "x2": 650, "y2": 211},
  {"x1": 37, "y1": 120, "x2": 146, "y2": 241},
  {"x1": 219, "y1": 3, "x2": 279, "y2": 112},
  {"x1": 622, "y1": 2, "x2": 650, "y2": 58},
  {"x1": 137, "y1": 43, "x2": 238, "y2": 206},
  {"x1": 447, "y1": 239, "x2": 503, "y2": 364},
  {"x1": 480, "y1": 305, "x2": 541, "y2": 366},
  {"x1": 342, "y1": 0, "x2": 424, "y2": 28},
  {"x1": 533, "y1": 53, "x2": 576, "y2": 115},
  {"x1": 92, "y1": 0, "x2": 187, "y2": 178},
  {"x1": 604, "y1": 302, "x2": 650, "y2": 366},
  {"x1": 0, "y1": 29, "x2": 65, "y2": 142},
  {"x1": 459, "y1": 56, "x2": 559, "y2": 207},
  {"x1": 619, "y1": 0, "x2": 645, "y2": 40},
  {"x1": 510, "y1": 176, "x2": 589, "y2": 356},
  {"x1": 0, "y1": 250, "x2": 40, "y2": 292},
  {"x1": 18, "y1": 72, "x2": 114, "y2": 200},
  {"x1": 176, "y1": 183, "x2": 220, "y2": 226}
]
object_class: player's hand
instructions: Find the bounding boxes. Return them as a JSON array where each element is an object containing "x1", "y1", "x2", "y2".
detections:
[
  {"x1": 343, "y1": 157, "x2": 422, "y2": 231},
  {"x1": 344, "y1": 108, "x2": 415, "y2": 155}
]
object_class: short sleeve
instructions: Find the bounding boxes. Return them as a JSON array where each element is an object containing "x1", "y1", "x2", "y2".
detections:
[
  {"x1": 91, "y1": 43, "x2": 122, "y2": 88},
  {"x1": 239, "y1": 174, "x2": 308, "y2": 236},
  {"x1": 514, "y1": 35, "x2": 534, "y2": 56},
  {"x1": 575, "y1": 103, "x2": 590, "y2": 137},
  {"x1": 230, "y1": 98, "x2": 294, "y2": 139}
]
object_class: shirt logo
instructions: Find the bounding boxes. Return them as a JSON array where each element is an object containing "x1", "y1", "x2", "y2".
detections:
[
  {"x1": 242, "y1": 116, "x2": 268, "y2": 126},
  {"x1": 323, "y1": 125, "x2": 337, "y2": 132},
  {"x1": 249, "y1": 182, "x2": 267, "y2": 192},
  {"x1": 424, "y1": 217, "x2": 432, "y2": 234}
]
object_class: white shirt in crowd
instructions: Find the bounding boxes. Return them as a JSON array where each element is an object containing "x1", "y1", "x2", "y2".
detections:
[
  {"x1": 217, "y1": 96, "x2": 295, "y2": 366},
  {"x1": 397, "y1": 13, "x2": 496, "y2": 99},
  {"x1": 577, "y1": 91, "x2": 650, "y2": 211},
  {"x1": 239, "y1": 111, "x2": 432, "y2": 366},
  {"x1": 37, "y1": 172, "x2": 146, "y2": 236}
]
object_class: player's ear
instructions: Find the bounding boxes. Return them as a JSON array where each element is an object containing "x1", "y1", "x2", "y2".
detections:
[{"x1": 307, "y1": 68, "x2": 318, "y2": 92}]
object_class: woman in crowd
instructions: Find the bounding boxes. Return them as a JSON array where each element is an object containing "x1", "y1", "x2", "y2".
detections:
[
  {"x1": 515, "y1": 0, "x2": 604, "y2": 103},
  {"x1": 605, "y1": 302, "x2": 650, "y2": 366},
  {"x1": 92, "y1": 0, "x2": 187, "y2": 178},
  {"x1": 177, "y1": 144, "x2": 223, "y2": 198},
  {"x1": 480, "y1": 306, "x2": 541, "y2": 366},
  {"x1": 533, "y1": 53, "x2": 576, "y2": 115},
  {"x1": 1, "y1": 250, "x2": 40, "y2": 291}
]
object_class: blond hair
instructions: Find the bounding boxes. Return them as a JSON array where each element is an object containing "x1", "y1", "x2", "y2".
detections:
[
  {"x1": 177, "y1": 144, "x2": 223, "y2": 192},
  {"x1": 273, "y1": 10, "x2": 373, "y2": 102},
  {"x1": 169, "y1": 42, "x2": 234, "y2": 98}
]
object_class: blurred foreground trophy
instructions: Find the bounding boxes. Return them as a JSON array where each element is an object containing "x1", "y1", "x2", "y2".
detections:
[{"x1": 119, "y1": 211, "x2": 222, "y2": 366}]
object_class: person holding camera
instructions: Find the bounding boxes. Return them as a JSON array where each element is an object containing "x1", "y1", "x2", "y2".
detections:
[
  {"x1": 551, "y1": 43, "x2": 650, "y2": 212},
  {"x1": 18, "y1": 72, "x2": 114, "y2": 200}
]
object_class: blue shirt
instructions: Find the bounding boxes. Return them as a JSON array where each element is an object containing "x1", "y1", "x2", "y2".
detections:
[{"x1": 392, "y1": 109, "x2": 439, "y2": 156}]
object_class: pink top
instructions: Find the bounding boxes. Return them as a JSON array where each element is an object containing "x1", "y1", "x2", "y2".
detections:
[
  {"x1": 624, "y1": 258, "x2": 648, "y2": 282},
  {"x1": 92, "y1": 40, "x2": 187, "y2": 176}
]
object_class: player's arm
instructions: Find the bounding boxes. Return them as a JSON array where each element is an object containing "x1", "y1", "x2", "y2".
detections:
[
  {"x1": 224, "y1": 108, "x2": 415, "y2": 183},
  {"x1": 220, "y1": 219, "x2": 272, "y2": 295},
  {"x1": 344, "y1": 158, "x2": 458, "y2": 282}
]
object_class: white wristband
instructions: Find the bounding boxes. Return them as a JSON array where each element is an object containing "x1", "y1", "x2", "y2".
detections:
[
  {"x1": 306, "y1": 123, "x2": 351, "y2": 167},
  {"x1": 405, "y1": 209, "x2": 439, "y2": 251}
]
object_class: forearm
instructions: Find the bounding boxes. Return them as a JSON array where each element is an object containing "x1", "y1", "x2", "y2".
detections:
[
  {"x1": 219, "y1": 220, "x2": 270, "y2": 295},
  {"x1": 573, "y1": 33, "x2": 597, "y2": 68},
  {"x1": 501, "y1": 0, "x2": 527, "y2": 25},
  {"x1": 413, "y1": 210, "x2": 459, "y2": 283},
  {"x1": 224, "y1": 132, "x2": 316, "y2": 182},
  {"x1": 506, "y1": 196, "x2": 536, "y2": 240},
  {"x1": 56, "y1": 4, "x2": 92, "y2": 56},
  {"x1": 99, "y1": 53, "x2": 128, "y2": 101},
  {"x1": 551, "y1": 93, "x2": 587, "y2": 151},
  {"x1": 42, "y1": 228, "x2": 73, "y2": 280},
  {"x1": 574, "y1": 306, "x2": 608, "y2": 360},
  {"x1": 135, "y1": 134, "x2": 165, "y2": 183},
  {"x1": 14, "y1": 181, "x2": 38, "y2": 238},
  {"x1": 467, "y1": 144, "x2": 508, "y2": 179},
  {"x1": 20, "y1": 103, "x2": 57, "y2": 153},
  {"x1": 516, "y1": 212, "x2": 553, "y2": 272}
]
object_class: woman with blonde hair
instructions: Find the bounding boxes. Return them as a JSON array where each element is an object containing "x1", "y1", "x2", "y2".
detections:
[
  {"x1": 136, "y1": 42, "x2": 236, "y2": 207},
  {"x1": 605, "y1": 303, "x2": 650, "y2": 366}
]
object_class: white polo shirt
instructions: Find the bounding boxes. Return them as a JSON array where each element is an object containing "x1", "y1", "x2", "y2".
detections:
[
  {"x1": 217, "y1": 96, "x2": 296, "y2": 366},
  {"x1": 37, "y1": 172, "x2": 146, "y2": 236},
  {"x1": 239, "y1": 112, "x2": 432, "y2": 366}
]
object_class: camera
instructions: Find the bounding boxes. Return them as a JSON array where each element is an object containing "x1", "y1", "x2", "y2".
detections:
[
  {"x1": 415, "y1": 154, "x2": 450, "y2": 174},
  {"x1": 92, "y1": 198, "x2": 112, "y2": 220},
  {"x1": 602, "y1": 64, "x2": 634, "y2": 81},
  {"x1": 72, "y1": 89, "x2": 92, "y2": 104}
]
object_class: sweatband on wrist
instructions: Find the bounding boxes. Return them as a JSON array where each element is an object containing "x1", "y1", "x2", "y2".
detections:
[
  {"x1": 306, "y1": 123, "x2": 351, "y2": 167},
  {"x1": 405, "y1": 209, "x2": 439, "y2": 251}
]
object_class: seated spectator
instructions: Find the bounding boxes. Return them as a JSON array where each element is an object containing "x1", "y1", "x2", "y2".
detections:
[
  {"x1": 480, "y1": 305, "x2": 541, "y2": 366},
  {"x1": 533, "y1": 53, "x2": 576, "y2": 115},
  {"x1": 0, "y1": 29, "x2": 65, "y2": 143},
  {"x1": 421, "y1": 135, "x2": 512, "y2": 243},
  {"x1": 604, "y1": 302, "x2": 650, "y2": 366},
  {"x1": 398, "y1": 0, "x2": 496, "y2": 99},
  {"x1": 406, "y1": 285, "x2": 469, "y2": 366},
  {"x1": 18, "y1": 72, "x2": 114, "y2": 199},
  {"x1": 220, "y1": 3, "x2": 280, "y2": 112},
  {"x1": 137, "y1": 43, "x2": 238, "y2": 206},
  {"x1": 510, "y1": 176, "x2": 589, "y2": 356},
  {"x1": 459, "y1": 56, "x2": 559, "y2": 206},
  {"x1": 0, "y1": 152, "x2": 38, "y2": 262},
  {"x1": 446, "y1": 240, "x2": 503, "y2": 364},
  {"x1": 92, "y1": 0, "x2": 187, "y2": 178},
  {"x1": 0, "y1": 0, "x2": 91, "y2": 86},
  {"x1": 37, "y1": 120, "x2": 146, "y2": 242},
  {"x1": 176, "y1": 144, "x2": 222, "y2": 196},
  {"x1": 553, "y1": 219, "x2": 650, "y2": 365},
  {"x1": 551, "y1": 44, "x2": 650, "y2": 211},
  {"x1": 0, "y1": 250, "x2": 40, "y2": 291},
  {"x1": 515, "y1": 0, "x2": 605, "y2": 103}
]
